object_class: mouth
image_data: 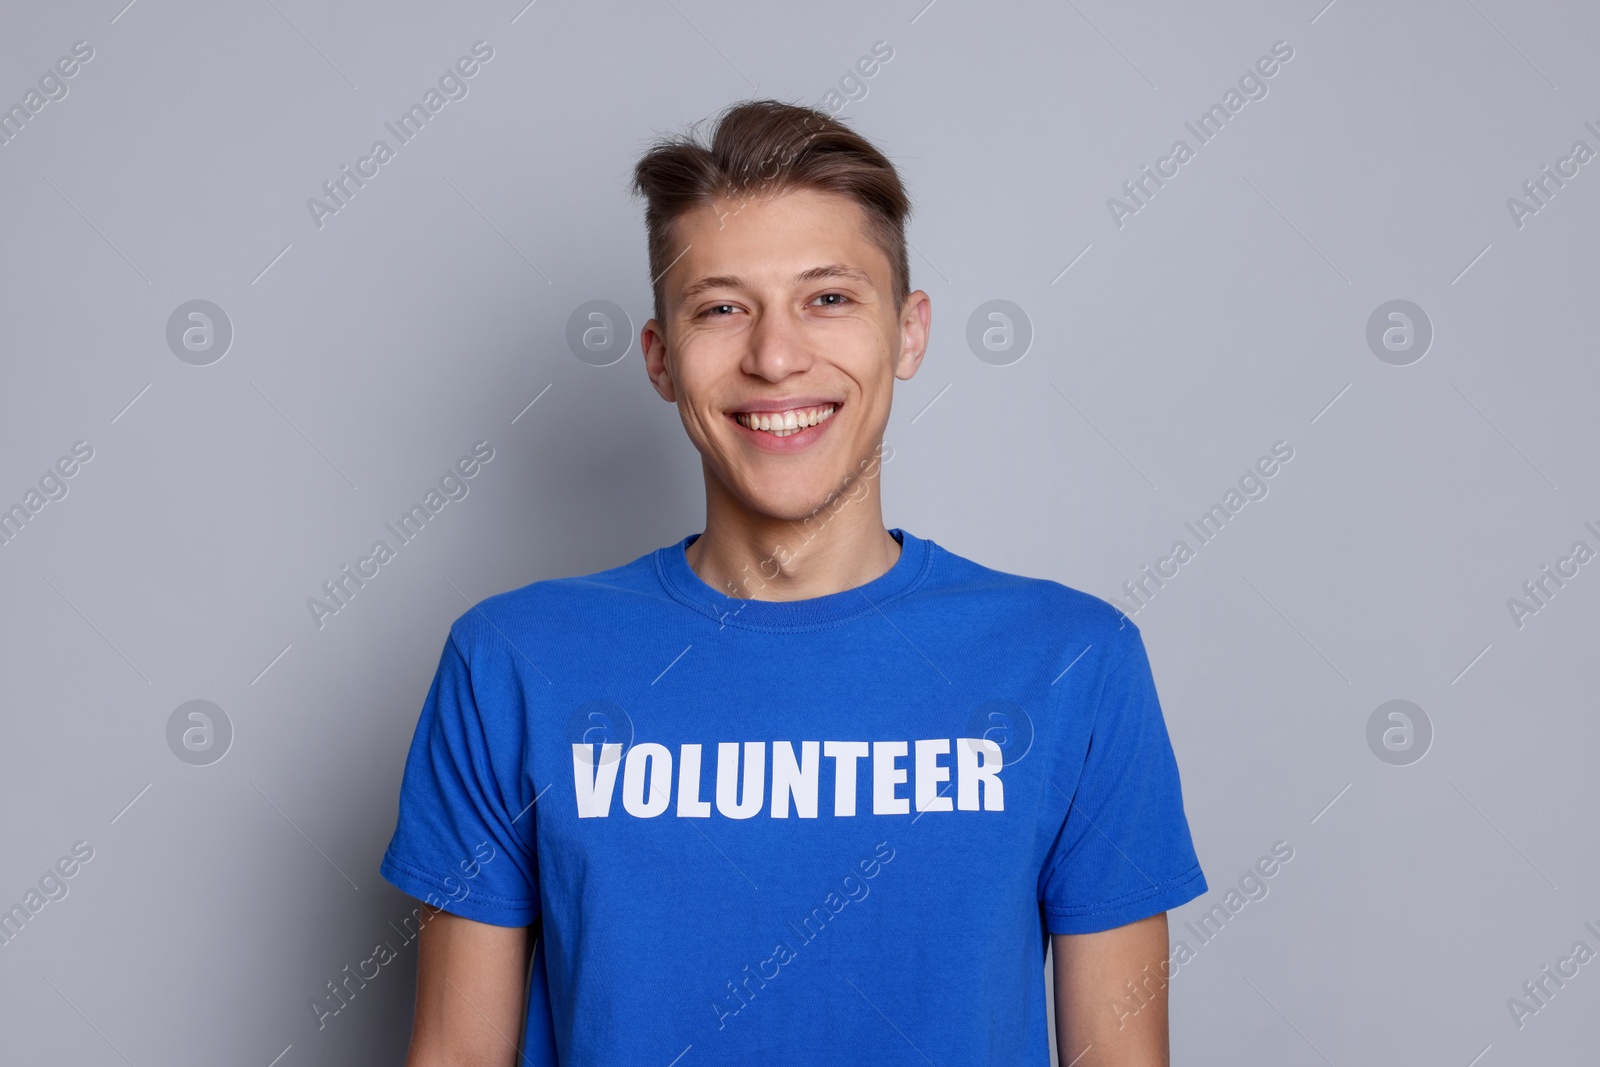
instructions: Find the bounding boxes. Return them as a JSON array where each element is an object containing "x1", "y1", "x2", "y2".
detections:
[{"x1": 730, "y1": 402, "x2": 840, "y2": 439}]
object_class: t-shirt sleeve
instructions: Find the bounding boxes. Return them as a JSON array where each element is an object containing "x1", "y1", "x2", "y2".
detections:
[
  {"x1": 1039, "y1": 622, "x2": 1206, "y2": 934},
  {"x1": 378, "y1": 627, "x2": 540, "y2": 927}
]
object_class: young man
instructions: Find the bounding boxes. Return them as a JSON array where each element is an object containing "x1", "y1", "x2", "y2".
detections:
[{"x1": 380, "y1": 100, "x2": 1206, "y2": 1066}]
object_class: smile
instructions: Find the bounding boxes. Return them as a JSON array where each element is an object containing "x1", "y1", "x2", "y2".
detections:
[{"x1": 732, "y1": 404, "x2": 838, "y2": 438}]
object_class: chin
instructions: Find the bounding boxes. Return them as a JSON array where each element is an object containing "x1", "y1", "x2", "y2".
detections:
[{"x1": 742, "y1": 483, "x2": 849, "y2": 525}]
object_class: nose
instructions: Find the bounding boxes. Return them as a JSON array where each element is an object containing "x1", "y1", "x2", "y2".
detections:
[{"x1": 742, "y1": 303, "x2": 813, "y2": 382}]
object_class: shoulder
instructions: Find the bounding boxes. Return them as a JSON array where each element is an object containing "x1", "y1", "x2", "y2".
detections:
[
  {"x1": 920, "y1": 535, "x2": 1143, "y2": 668},
  {"x1": 443, "y1": 543, "x2": 666, "y2": 666}
]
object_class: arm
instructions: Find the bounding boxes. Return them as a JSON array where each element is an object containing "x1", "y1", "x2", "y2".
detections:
[
  {"x1": 404, "y1": 905, "x2": 532, "y2": 1067},
  {"x1": 1052, "y1": 912, "x2": 1170, "y2": 1067}
]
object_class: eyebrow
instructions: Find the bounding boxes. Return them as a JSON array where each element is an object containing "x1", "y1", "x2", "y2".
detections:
[{"x1": 677, "y1": 264, "x2": 875, "y2": 304}]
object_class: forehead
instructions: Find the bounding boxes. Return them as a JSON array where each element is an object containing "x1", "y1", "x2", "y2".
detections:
[{"x1": 663, "y1": 187, "x2": 889, "y2": 297}]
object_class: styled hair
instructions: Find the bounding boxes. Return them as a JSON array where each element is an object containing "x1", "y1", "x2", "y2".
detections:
[{"x1": 631, "y1": 99, "x2": 912, "y2": 324}]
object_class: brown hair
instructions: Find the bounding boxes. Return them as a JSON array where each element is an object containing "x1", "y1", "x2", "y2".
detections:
[{"x1": 631, "y1": 99, "x2": 912, "y2": 324}]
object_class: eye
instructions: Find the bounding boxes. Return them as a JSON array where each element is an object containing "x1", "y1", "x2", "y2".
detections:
[
  {"x1": 698, "y1": 303, "x2": 739, "y2": 318},
  {"x1": 812, "y1": 292, "x2": 850, "y2": 307}
]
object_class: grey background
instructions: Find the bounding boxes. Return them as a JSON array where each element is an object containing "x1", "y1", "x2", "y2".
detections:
[{"x1": 2, "y1": 0, "x2": 1596, "y2": 1064}]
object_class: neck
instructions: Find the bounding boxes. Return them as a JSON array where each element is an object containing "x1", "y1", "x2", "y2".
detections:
[{"x1": 686, "y1": 460, "x2": 901, "y2": 603}]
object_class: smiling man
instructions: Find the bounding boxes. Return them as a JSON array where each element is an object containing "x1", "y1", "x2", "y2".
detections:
[{"x1": 379, "y1": 100, "x2": 1207, "y2": 1066}]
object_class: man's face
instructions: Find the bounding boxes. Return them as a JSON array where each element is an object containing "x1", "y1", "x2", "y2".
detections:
[{"x1": 642, "y1": 187, "x2": 930, "y2": 522}]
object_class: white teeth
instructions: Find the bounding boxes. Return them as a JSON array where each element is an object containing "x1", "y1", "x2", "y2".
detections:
[{"x1": 735, "y1": 404, "x2": 836, "y2": 436}]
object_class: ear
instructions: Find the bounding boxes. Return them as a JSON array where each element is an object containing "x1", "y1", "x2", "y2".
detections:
[
  {"x1": 894, "y1": 290, "x2": 931, "y2": 381},
  {"x1": 641, "y1": 319, "x2": 677, "y2": 403}
]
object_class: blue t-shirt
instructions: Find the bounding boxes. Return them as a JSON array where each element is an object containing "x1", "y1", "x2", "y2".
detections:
[{"x1": 379, "y1": 528, "x2": 1206, "y2": 1065}]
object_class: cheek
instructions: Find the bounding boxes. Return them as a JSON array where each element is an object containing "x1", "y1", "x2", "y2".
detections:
[{"x1": 688, "y1": 402, "x2": 734, "y2": 451}]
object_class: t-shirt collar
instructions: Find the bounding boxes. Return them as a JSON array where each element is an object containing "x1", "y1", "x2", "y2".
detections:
[{"x1": 655, "y1": 527, "x2": 931, "y2": 631}]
